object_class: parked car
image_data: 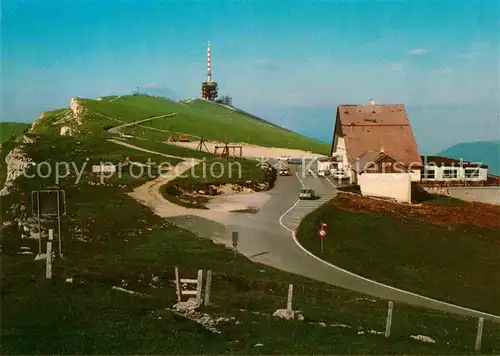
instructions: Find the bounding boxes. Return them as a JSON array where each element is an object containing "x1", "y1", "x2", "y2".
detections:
[
  {"x1": 317, "y1": 170, "x2": 329, "y2": 177},
  {"x1": 276, "y1": 155, "x2": 291, "y2": 162},
  {"x1": 331, "y1": 170, "x2": 347, "y2": 179},
  {"x1": 298, "y1": 188, "x2": 316, "y2": 200},
  {"x1": 288, "y1": 157, "x2": 302, "y2": 164},
  {"x1": 279, "y1": 168, "x2": 291, "y2": 176}
]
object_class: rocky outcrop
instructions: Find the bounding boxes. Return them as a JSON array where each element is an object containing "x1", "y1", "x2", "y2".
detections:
[
  {"x1": 70, "y1": 97, "x2": 86, "y2": 124},
  {"x1": 22, "y1": 135, "x2": 34, "y2": 144},
  {"x1": 60, "y1": 126, "x2": 73, "y2": 136},
  {"x1": 0, "y1": 147, "x2": 34, "y2": 196}
]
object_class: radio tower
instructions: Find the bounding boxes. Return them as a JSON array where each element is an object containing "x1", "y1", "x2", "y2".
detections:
[{"x1": 201, "y1": 41, "x2": 218, "y2": 101}]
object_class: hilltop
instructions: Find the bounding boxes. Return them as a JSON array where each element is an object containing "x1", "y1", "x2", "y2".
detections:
[
  {"x1": 438, "y1": 141, "x2": 500, "y2": 175},
  {"x1": 31, "y1": 94, "x2": 329, "y2": 154}
]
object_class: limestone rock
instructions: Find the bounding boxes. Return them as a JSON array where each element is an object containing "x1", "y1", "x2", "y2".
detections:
[
  {"x1": 272, "y1": 309, "x2": 295, "y2": 320},
  {"x1": 60, "y1": 126, "x2": 73, "y2": 136},
  {"x1": 70, "y1": 97, "x2": 86, "y2": 124},
  {"x1": 410, "y1": 335, "x2": 435, "y2": 343},
  {"x1": 0, "y1": 147, "x2": 34, "y2": 196},
  {"x1": 173, "y1": 297, "x2": 200, "y2": 312}
]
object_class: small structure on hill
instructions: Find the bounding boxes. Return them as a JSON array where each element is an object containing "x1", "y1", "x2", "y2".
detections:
[
  {"x1": 213, "y1": 142, "x2": 242, "y2": 160},
  {"x1": 201, "y1": 41, "x2": 218, "y2": 101},
  {"x1": 196, "y1": 137, "x2": 210, "y2": 152}
]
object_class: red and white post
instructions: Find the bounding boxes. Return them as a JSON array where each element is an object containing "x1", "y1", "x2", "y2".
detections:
[{"x1": 318, "y1": 222, "x2": 327, "y2": 253}]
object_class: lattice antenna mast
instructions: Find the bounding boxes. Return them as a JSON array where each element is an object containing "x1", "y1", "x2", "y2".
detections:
[{"x1": 207, "y1": 41, "x2": 212, "y2": 83}]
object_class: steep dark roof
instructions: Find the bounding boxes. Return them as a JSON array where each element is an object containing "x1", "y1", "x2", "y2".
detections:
[{"x1": 331, "y1": 104, "x2": 422, "y2": 168}]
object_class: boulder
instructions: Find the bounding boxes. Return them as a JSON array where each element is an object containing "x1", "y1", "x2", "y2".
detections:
[
  {"x1": 60, "y1": 126, "x2": 73, "y2": 136},
  {"x1": 173, "y1": 297, "x2": 200, "y2": 312},
  {"x1": 410, "y1": 335, "x2": 435, "y2": 343},
  {"x1": 272, "y1": 309, "x2": 295, "y2": 320}
]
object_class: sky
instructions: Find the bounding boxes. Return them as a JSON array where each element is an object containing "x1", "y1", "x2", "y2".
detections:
[{"x1": 2, "y1": 0, "x2": 499, "y2": 153}]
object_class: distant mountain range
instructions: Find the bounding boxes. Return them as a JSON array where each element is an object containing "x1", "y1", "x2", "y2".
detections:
[{"x1": 438, "y1": 141, "x2": 500, "y2": 175}]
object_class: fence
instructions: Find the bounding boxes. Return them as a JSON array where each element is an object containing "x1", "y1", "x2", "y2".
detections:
[{"x1": 167, "y1": 271, "x2": 497, "y2": 352}]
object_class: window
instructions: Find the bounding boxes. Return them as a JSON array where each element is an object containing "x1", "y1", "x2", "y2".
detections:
[
  {"x1": 465, "y1": 168, "x2": 480, "y2": 179},
  {"x1": 422, "y1": 168, "x2": 436, "y2": 179},
  {"x1": 443, "y1": 169, "x2": 458, "y2": 179}
]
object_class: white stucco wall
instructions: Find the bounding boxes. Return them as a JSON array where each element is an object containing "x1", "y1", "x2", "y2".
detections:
[
  {"x1": 359, "y1": 173, "x2": 412, "y2": 203},
  {"x1": 317, "y1": 161, "x2": 332, "y2": 171},
  {"x1": 410, "y1": 169, "x2": 421, "y2": 182}
]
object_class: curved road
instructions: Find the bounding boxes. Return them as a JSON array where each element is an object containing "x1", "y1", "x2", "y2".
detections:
[
  {"x1": 113, "y1": 137, "x2": 500, "y2": 322},
  {"x1": 172, "y1": 163, "x2": 500, "y2": 322}
]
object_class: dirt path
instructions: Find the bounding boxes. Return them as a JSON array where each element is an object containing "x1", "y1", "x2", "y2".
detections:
[
  {"x1": 107, "y1": 113, "x2": 177, "y2": 135},
  {"x1": 128, "y1": 159, "x2": 201, "y2": 216},
  {"x1": 107, "y1": 138, "x2": 188, "y2": 160}
]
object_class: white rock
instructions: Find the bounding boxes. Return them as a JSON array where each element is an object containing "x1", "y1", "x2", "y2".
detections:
[
  {"x1": 254, "y1": 343, "x2": 264, "y2": 347},
  {"x1": 297, "y1": 314, "x2": 305, "y2": 321},
  {"x1": 272, "y1": 309, "x2": 295, "y2": 320},
  {"x1": 70, "y1": 97, "x2": 86, "y2": 124},
  {"x1": 330, "y1": 323, "x2": 351, "y2": 328},
  {"x1": 60, "y1": 126, "x2": 73, "y2": 136},
  {"x1": 173, "y1": 298, "x2": 200, "y2": 311},
  {"x1": 410, "y1": 335, "x2": 435, "y2": 343},
  {"x1": 65, "y1": 278, "x2": 73, "y2": 283},
  {"x1": 318, "y1": 322, "x2": 326, "y2": 327},
  {"x1": 0, "y1": 147, "x2": 34, "y2": 196}
]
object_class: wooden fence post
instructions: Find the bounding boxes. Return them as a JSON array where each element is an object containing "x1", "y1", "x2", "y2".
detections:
[
  {"x1": 385, "y1": 301, "x2": 394, "y2": 338},
  {"x1": 174, "y1": 267, "x2": 181, "y2": 303},
  {"x1": 46, "y1": 229, "x2": 53, "y2": 279},
  {"x1": 196, "y1": 269, "x2": 203, "y2": 305},
  {"x1": 204, "y1": 270, "x2": 212, "y2": 306},
  {"x1": 287, "y1": 284, "x2": 294, "y2": 312},
  {"x1": 475, "y1": 317, "x2": 484, "y2": 351}
]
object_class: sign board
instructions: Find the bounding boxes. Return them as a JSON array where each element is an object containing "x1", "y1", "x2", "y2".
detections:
[
  {"x1": 318, "y1": 229, "x2": 327, "y2": 238},
  {"x1": 92, "y1": 164, "x2": 117, "y2": 173},
  {"x1": 31, "y1": 190, "x2": 66, "y2": 216},
  {"x1": 232, "y1": 231, "x2": 239, "y2": 247}
]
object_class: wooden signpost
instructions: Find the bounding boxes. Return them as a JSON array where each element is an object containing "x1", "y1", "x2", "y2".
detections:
[
  {"x1": 174, "y1": 267, "x2": 213, "y2": 306},
  {"x1": 232, "y1": 231, "x2": 239, "y2": 258},
  {"x1": 385, "y1": 301, "x2": 394, "y2": 338},
  {"x1": 46, "y1": 229, "x2": 53, "y2": 279},
  {"x1": 174, "y1": 267, "x2": 203, "y2": 305}
]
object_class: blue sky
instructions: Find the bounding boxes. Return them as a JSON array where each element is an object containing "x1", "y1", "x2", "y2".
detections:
[{"x1": 2, "y1": 0, "x2": 499, "y2": 152}]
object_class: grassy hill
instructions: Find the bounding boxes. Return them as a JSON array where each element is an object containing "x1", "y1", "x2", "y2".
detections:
[
  {"x1": 297, "y1": 193, "x2": 500, "y2": 315},
  {"x1": 74, "y1": 94, "x2": 329, "y2": 153},
  {"x1": 438, "y1": 141, "x2": 500, "y2": 176},
  {"x1": 1, "y1": 97, "x2": 499, "y2": 354},
  {"x1": 0, "y1": 122, "x2": 30, "y2": 143}
]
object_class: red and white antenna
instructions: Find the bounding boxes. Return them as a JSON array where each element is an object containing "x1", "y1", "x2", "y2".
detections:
[{"x1": 207, "y1": 41, "x2": 212, "y2": 83}]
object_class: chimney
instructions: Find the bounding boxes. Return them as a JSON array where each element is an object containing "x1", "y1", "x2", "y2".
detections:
[{"x1": 369, "y1": 98, "x2": 375, "y2": 105}]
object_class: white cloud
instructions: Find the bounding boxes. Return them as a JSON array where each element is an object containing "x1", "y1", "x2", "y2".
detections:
[{"x1": 407, "y1": 48, "x2": 429, "y2": 55}]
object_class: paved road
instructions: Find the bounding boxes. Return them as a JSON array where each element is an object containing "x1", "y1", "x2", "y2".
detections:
[{"x1": 168, "y1": 163, "x2": 500, "y2": 322}]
